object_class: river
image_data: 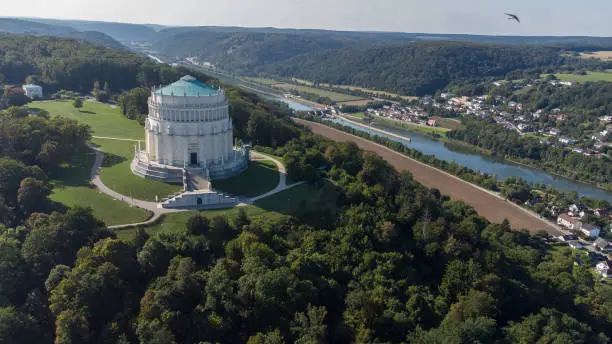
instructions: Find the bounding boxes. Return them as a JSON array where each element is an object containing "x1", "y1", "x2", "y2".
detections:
[{"x1": 326, "y1": 117, "x2": 612, "y2": 202}]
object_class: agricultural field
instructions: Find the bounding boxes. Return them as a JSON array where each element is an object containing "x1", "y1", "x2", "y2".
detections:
[
  {"x1": 578, "y1": 51, "x2": 612, "y2": 61},
  {"x1": 242, "y1": 77, "x2": 281, "y2": 85},
  {"x1": 431, "y1": 116, "x2": 464, "y2": 130},
  {"x1": 323, "y1": 83, "x2": 418, "y2": 100},
  {"x1": 338, "y1": 99, "x2": 375, "y2": 107},
  {"x1": 550, "y1": 71, "x2": 612, "y2": 83},
  {"x1": 272, "y1": 83, "x2": 364, "y2": 102}
]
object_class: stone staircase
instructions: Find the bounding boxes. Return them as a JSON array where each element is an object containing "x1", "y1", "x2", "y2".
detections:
[
  {"x1": 160, "y1": 189, "x2": 238, "y2": 209},
  {"x1": 131, "y1": 159, "x2": 183, "y2": 183}
]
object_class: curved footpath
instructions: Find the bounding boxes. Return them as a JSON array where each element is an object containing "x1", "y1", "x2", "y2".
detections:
[
  {"x1": 297, "y1": 119, "x2": 562, "y2": 235},
  {"x1": 88, "y1": 142, "x2": 301, "y2": 230}
]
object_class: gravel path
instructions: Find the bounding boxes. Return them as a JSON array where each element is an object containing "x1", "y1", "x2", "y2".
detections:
[{"x1": 298, "y1": 119, "x2": 562, "y2": 235}]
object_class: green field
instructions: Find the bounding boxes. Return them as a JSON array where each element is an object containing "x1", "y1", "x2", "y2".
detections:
[
  {"x1": 32, "y1": 100, "x2": 144, "y2": 140},
  {"x1": 92, "y1": 138, "x2": 183, "y2": 201},
  {"x1": 431, "y1": 116, "x2": 464, "y2": 131},
  {"x1": 371, "y1": 117, "x2": 450, "y2": 136},
  {"x1": 212, "y1": 160, "x2": 279, "y2": 197},
  {"x1": 34, "y1": 100, "x2": 182, "y2": 202},
  {"x1": 242, "y1": 77, "x2": 281, "y2": 85},
  {"x1": 115, "y1": 183, "x2": 320, "y2": 239},
  {"x1": 545, "y1": 72, "x2": 612, "y2": 83},
  {"x1": 50, "y1": 149, "x2": 152, "y2": 226},
  {"x1": 273, "y1": 84, "x2": 364, "y2": 102}
]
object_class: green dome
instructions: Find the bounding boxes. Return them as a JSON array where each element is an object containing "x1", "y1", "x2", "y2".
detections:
[{"x1": 154, "y1": 75, "x2": 218, "y2": 96}]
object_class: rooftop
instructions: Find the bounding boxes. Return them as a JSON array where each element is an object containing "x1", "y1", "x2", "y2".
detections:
[{"x1": 154, "y1": 75, "x2": 218, "y2": 97}]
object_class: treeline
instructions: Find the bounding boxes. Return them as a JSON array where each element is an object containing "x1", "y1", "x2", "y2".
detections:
[
  {"x1": 0, "y1": 35, "x2": 211, "y2": 95},
  {"x1": 1, "y1": 121, "x2": 610, "y2": 342},
  {"x1": 0, "y1": 106, "x2": 90, "y2": 227},
  {"x1": 258, "y1": 41, "x2": 566, "y2": 96},
  {"x1": 447, "y1": 117, "x2": 611, "y2": 189}
]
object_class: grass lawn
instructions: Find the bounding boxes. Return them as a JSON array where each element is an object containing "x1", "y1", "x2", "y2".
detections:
[
  {"x1": 242, "y1": 77, "x2": 281, "y2": 85},
  {"x1": 31, "y1": 100, "x2": 144, "y2": 140},
  {"x1": 92, "y1": 138, "x2": 183, "y2": 201},
  {"x1": 541, "y1": 72, "x2": 612, "y2": 83},
  {"x1": 212, "y1": 160, "x2": 279, "y2": 197},
  {"x1": 50, "y1": 149, "x2": 152, "y2": 226},
  {"x1": 273, "y1": 84, "x2": 363, "y2": 102},
  {"x1": 431, "y1": 116, "x2": 463, "y2": 131},
  {"x1": 323, "y1": 83, "x2": 418, "y2": 101},
  {"x1": 371, "y1": 117, "x2": 450, "y2": 136},
  {"x1": 115, "y1": 183, "x2": 320, "y2": 240}
]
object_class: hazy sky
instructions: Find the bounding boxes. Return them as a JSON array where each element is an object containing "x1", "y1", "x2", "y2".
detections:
[{"x1": 5, "y1": 0, "x2": 612, "y2": 36}]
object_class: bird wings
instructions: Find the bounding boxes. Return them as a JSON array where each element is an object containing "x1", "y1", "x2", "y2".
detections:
[{"x1": 505, "y1": 13, "x2": 520, "y2": 23}]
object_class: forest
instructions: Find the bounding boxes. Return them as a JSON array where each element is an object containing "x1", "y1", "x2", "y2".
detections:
[
  {"x1": 0, "y1": 35, "x2": 207, "y2": 95},
  {"x1": 257, "y1": 41, "x2": 567, "y2": 96},
  {"x1": 0, "y1": 111, "x2": 610, "y2": 342}
]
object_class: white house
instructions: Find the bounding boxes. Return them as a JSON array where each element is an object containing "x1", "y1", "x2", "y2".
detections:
[
  {"x1": 596, "y1": 261, "x2": 611, "y2": 278},
  {"x1": 580, "y1": 224, "x2": 601, "y2": 238},
  {"x1": 22, "y1": 84, "x2": 43, "y2": 99},
  {"x1": 557, "y1": 214, "x2": 582, "y2": 231}
]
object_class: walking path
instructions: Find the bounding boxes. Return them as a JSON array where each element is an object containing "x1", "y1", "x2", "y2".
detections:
[
  {"x1": 249, "y1": 152, "x2": 304, "y2": 202},
  {"x1": 87, "y1": 140, "x2": 299, "y2": 229}
]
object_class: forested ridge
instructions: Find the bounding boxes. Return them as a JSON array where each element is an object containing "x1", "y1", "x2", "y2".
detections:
[
  {"x1": 257, "y1": 41, "x2": 566, "y2": 95},
  {"x1": 0, "y1": 35, "x2": 208, "y2": 94},
  {"x1": 0, "y1": 18, "x2": 125, "y2": 50}
]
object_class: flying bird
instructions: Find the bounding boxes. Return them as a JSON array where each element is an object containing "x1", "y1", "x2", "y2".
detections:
[{"x1": 505, "y1": 13, "x2": 520, "y2": 23}]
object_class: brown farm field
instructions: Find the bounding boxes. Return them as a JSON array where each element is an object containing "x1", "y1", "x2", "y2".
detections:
[
  {"x1": 579, "y1": 51, "x2": 612, "y2": 61},
  {"x1": 297, "y1": 119, "x2": 560, "y2": 234},
  {"x1": 338, "y1": 99, "x2": 375, "y2": 107},
  {"x1": 271, "y1": 83, "x2": 364, "y2": 102}
]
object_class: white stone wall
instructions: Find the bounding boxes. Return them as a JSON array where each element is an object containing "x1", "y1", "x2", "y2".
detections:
[{"x1": 145, "y1": 89, "x2": 235, "y2": 167}]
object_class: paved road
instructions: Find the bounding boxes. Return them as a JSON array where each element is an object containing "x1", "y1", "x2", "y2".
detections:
[
  {"x1": 250, "y1": 152, "x2": 304, "y2": 202},
  {"x1": 298, "y1": 119, "x2": 562, "y2": 235}
]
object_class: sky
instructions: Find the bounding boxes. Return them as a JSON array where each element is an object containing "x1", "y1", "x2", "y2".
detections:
[{"x1": 4, "y1": 0, "x2": 612, "y2": 36}]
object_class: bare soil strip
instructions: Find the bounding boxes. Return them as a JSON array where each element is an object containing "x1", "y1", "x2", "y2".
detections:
[{"x1": 298, "y1": 120, "x2": 560, "y2": 234}]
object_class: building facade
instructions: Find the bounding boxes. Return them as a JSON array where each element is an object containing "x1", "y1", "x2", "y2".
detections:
[
  {"x1": 22, "y1": 84, "x2": 43, "y2": 98},
  {"x1": 132, "y1": 75, "x2": 248, "y2": 184}
]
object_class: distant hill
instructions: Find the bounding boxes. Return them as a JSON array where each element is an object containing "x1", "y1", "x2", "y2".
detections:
[
  {"x1": 20, "y1": 17, "x2": 159, "y2": 42},
  {"x1": 257, "y1": 41, "x2": 565, "y2": 96},
  {"x1": 0, "y1": 18, "x2": 124, "y2": 50}
]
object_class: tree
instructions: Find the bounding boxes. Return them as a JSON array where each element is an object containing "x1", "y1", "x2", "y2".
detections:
[
  {"x1": 92, "y1": 80, "x2": 101, "y2": 97},
  {"x1": 72, "y1": 98, "x2": 83, "y2": 109},
  {"x1": 185, "y1": 214, "x2": 210, "y2": 236},
  {"x1": 291, "y1": 304, "x2": 328, "y2": 344},
  {"x1": 234, "y1": 207, "x2": 251, "y2": 230},
  {"x1": 17, "y1": 178, "x2": 49, "y2": 214}
]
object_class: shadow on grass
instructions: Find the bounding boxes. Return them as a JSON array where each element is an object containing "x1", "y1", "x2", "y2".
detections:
[
  {"x1": 79, "y1": 110, "x2": 96, "y2": 114},
  {"x1": 51, "y1": 150, "x2": 96, "y2": 188},
  {"x1": 253, "y1": 180, "x2": 341, "y2": 228},
  {"x1": 102, "y1": 152, "x2": 127, "y2": 168}
]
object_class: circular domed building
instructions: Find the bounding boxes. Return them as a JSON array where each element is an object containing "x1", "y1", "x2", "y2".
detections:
[{"x1": 132, "y1": 75, "x2": 248, "y2": 186}]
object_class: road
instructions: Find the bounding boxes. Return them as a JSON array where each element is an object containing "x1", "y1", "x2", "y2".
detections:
[{"x1": 298, "y1": 119, "x2": 562, "y2": 235}]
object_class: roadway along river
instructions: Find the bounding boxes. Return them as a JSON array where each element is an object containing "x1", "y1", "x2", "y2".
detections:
[{"x1": 326, "y1": 117, "x2": 612, "y2": 202}]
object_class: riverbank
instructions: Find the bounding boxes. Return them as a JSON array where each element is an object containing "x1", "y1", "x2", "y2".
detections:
[{"x1": 297, "y1": 119, "x2": 561, "y2": 234}]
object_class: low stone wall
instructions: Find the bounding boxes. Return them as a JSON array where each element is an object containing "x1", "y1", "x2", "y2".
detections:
[{"x1": 131, "y1": 159, "x2": 183, "y2": 183}]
